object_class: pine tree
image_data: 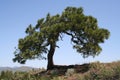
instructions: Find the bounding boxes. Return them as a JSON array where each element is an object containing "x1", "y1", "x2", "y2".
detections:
[{"x1": 13, "y1": 7, "x2": 110, "y2": 70}]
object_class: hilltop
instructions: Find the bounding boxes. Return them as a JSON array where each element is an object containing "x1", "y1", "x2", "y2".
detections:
[{"x1": 0, "y1": 61, "x2": 120, "y2": 80}]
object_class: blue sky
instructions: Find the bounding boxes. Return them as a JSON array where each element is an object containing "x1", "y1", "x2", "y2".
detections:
[{"x1": 0, "y1": 0, "x2": 120, "y2": 68}]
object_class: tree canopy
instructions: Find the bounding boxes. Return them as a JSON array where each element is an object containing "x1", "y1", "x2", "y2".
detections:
[{"x1": 13, "y1": 7, "x2": 110, "y2": 70}]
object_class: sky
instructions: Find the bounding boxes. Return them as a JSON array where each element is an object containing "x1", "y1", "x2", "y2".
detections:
[{"x1": 0, "y1": 0, "x2": 120, "y2": 68}]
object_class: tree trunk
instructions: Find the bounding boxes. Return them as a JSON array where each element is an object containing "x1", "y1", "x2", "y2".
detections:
[{"x1": 47, "y1": 43, "x2": 56, "y2": 70}]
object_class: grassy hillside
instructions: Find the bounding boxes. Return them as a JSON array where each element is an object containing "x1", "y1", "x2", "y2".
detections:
[{"x1": 0, "y1": 61, "x2": 120, "y2": 80}]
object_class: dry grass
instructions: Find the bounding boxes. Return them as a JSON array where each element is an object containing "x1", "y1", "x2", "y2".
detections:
[{"x1": 0, "y1": 61, "x2": 120, "y2": 80}]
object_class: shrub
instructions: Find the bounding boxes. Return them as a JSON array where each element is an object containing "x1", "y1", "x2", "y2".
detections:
[{"x1": 65, "y1": 68, "x2": 75, "y2": 76}]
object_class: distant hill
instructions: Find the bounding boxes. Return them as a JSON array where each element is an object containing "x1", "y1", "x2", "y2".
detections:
[{"x1": 0, "y1": 66, "x2": 38, "y2": 72}]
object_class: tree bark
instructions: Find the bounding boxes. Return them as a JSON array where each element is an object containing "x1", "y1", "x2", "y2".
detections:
[{"x1": 47, "y1": 43, "x2": 56, "y2": 70}]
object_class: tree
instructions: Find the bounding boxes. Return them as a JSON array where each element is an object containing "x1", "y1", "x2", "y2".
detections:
[{"x1": 13, "y1": 7, "x2": 110, "y2": 70}]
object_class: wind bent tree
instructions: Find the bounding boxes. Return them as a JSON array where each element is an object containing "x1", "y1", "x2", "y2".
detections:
[{"x1": 13, "y1": 7, "x2": 110, "y2": 70}]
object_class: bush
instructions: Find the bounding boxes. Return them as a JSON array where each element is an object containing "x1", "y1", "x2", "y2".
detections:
[{"x1": 65, "y1": 68, "x2": 75, "y2": 76}]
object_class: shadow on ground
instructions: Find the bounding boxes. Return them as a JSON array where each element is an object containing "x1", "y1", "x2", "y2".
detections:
[{"x1": 34, "y1": 63, "x2": 90, "y2": 77}]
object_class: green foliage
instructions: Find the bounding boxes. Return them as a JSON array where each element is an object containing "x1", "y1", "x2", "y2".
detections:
[
  {"x1": 0, "y1": 71, "x2": 13, "y2": 80},
  {"x1": 13, "y1": 6, "x2": 110, "y2": 68}
]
